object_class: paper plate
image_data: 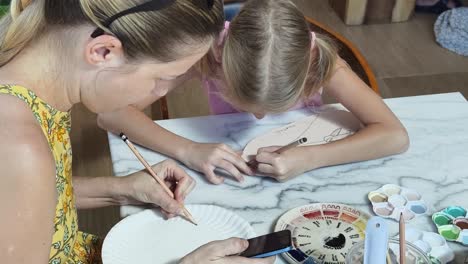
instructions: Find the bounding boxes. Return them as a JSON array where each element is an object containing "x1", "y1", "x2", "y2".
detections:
[
  {"x1": 102, "y1": 205, "x2": 255, "y2": 264},
  {"x1": 275, "y1": 203, "x2": 370, "y2": 264}
]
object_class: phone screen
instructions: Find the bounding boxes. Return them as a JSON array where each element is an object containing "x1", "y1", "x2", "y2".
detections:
[{"x1": 240, "y1": 230, "x2": 292, "y2": 258}]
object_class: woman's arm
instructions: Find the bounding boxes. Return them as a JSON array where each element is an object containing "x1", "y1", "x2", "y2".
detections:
[
  {"x1": 73, "y1": 160, "x2": 196, "y2": 217},
  {"x1": 255, "y1": 57, "x2": 409, "y2": 181}
]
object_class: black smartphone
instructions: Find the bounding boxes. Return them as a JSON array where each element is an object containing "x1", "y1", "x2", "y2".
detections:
[{"x1": 240, "y1": 230, "x2": 293, "y2": 258}]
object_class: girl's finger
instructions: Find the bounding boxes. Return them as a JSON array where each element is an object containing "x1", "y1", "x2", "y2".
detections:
[
  {"x1": 222, "y1": 150, "x2": 254, "y2": 175},
  {"x1": 217, "y1": 160, "x2": 244, "y2": 182},
  {"x1": 203, "y1": 166, "x2": 225, "y2": 185}
]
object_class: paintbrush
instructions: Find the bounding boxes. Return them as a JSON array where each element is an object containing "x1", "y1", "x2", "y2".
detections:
[{"x1": 120, "y1": 133, "x2": 197, "y2": 226}]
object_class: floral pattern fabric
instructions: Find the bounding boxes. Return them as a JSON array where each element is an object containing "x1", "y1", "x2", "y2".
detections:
[{"x1": 0, "y1": 85, "x2": 101, "y2": 264}]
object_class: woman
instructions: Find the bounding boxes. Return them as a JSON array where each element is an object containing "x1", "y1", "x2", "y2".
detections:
[{"x1": 0, "y1": 0, "x2": 273, "y2": 263}]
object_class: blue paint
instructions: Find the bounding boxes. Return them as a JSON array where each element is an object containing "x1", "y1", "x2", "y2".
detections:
[
  {"x1": 287, "y1": 248, "x2": 308, "y2": 261},
  {"x1": 411, "y1": 204, "x2": 427, "y2": 214},
  {"x1": 444, "y1": 206, "x2": 467, "y2": 218},
  {"x1": 461, "y1": 230, "x2": 468, "y2": 245}
]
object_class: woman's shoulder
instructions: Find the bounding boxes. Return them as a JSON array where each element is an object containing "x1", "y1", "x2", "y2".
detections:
[{"x1": 0, "y1": 93, "x2": 54, "y2": 166}]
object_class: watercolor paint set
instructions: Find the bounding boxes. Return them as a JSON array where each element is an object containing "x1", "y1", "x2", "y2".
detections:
[
  {"x1": 368, "y1": 184, "x2": 428, "y2": 221},
  {"x1": 432, "y1": 206, "x2": 468, "y2": 246}
]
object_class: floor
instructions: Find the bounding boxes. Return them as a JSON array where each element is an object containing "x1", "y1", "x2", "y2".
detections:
[
  {"x1": 73, "y1": 1, "x2": 468, "y2": 237},
  {"x1": 293, "y1": 0, "x2": 468, "y2": 100}
]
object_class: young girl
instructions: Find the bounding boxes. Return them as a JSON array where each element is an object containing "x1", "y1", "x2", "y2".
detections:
[
  {"x1": 0, "y1": 0, "x2": 273, "y2": 263},
  {"x1": 98, "y1": 0, "x2": 409, "y2": 184}
]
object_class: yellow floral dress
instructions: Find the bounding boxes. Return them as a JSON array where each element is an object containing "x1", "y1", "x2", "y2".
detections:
[{"x1": 0, "y1": 85, "x2": 101, "y2": 264}]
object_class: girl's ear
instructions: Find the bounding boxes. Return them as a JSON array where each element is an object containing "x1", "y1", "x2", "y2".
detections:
[{"x1": 85, "y1": 35, "x2": 124, "y2": 66}]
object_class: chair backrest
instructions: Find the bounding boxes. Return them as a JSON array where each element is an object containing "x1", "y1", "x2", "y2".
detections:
[
  {"x1": 306, "y1": 16, "x2": 380, "y2": 94},
  {"x1": 156, "y1": 17, "x2": 380, "y2": 120}
]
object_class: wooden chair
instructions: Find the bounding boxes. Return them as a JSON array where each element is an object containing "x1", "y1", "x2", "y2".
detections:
[{"x1": 155, "y1": 17, "x2": 379, "y2": 120}]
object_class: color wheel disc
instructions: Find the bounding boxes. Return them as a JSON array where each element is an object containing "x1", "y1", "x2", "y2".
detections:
[{"x1": 274, "y1": 203, "x2": 370, "y2": 264}]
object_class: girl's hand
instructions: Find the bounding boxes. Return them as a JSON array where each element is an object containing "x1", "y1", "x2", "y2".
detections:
[
  {"x1": 182, "y1": 142, "x2": 253, "y2": 185},
  {"x1": 123, "y1": 159, "x2": 196, "y2": 218},
  {"x1": 180, "y1": 238, "x2": 275, "y2": 264},
  {"x1": 254, "y1": 146, "x2": 313, "y2": 182}
]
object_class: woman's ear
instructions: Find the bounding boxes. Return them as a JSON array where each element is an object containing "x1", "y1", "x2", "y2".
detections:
[{"x1": 85, "y1": 35, "x2": 124, "y2": 66}]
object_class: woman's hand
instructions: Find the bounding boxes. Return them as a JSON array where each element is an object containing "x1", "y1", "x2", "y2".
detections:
[
  {"x1": 180, "y1": 238, "x2": 275, "y2": 264},
  {"x1": 181, "y1": 142, "x2": 253, "y2": 184},
  {"x1": 123, "y1": 159, "x2": 196, "y2": 218}
]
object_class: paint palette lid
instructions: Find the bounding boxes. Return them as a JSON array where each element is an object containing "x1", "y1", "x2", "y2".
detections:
[
  {"x1": 402, "y1": 227, "x2": 454, "y2": 264},
  {"x1": 432, "y1": 206, "x2": 468, "y2": 246},
  {"x1": 274, "y1": 203, "x2": 370, "y2": 264},
  {"x1": 368, "y1": 184, "x2": 428, "y2": 222},
  {"x1": 102, "y1": 205, "x2": 255, "y2": 264}
]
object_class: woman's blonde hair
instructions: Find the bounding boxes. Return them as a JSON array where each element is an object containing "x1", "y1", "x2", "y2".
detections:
[
  {"x1": 222, "y1": 0, "x2": 337, "y2": 112},
  {"x1": 0, "y1": 0, "x2": 224, "y2": 67}
]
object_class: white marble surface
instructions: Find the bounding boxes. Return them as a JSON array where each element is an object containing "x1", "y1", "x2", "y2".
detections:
[{"x1": 108, "y1": 93, "x2": 468, "y2": 263}]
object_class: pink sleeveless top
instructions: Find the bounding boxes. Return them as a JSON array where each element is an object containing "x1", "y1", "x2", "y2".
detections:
[{"x1": 201, "y1": 21, "x2": 323, "y2": 115}]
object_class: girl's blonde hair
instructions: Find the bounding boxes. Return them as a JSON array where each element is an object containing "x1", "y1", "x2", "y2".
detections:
[
  {"x1": 222, "y1": 0, "x2": 337, "y2": 112},
  {"x1": 0, "y1": 0, "x2": 224, "y2": 67}
]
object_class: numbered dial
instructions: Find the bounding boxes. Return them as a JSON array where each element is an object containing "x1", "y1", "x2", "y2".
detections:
[{"x1": 293, "y1": 218, "x2": 362, "y2": 263}]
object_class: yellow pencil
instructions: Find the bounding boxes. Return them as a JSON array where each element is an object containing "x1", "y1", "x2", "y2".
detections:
[{"x1": 120, "y1": 133, "x2": 197, "y2": 226}]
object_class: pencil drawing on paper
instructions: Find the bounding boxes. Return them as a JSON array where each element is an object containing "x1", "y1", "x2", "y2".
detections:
[{"x1": 242, "y1": 110, "x2": 361, "y2": 161}]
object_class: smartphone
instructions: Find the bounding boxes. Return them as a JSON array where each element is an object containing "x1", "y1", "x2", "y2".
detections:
[{"x1": 240, "y1": 230, "x2": 293, "y2": 258}]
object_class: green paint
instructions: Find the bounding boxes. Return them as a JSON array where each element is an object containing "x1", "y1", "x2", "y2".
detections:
[
  {"x1": 438, "y1": 225, "x2": 460, "y2": 241},
  {"x1": 432, "y1": 212, "x2": 452, "y2": 226}
]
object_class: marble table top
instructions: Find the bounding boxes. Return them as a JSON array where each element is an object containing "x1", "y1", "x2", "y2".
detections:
[{"x1": 108, "y1": 93, "x2": 468, "y2": 263}]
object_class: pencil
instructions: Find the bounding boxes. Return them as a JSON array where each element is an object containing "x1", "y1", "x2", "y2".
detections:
[
  {"x1": 275, "y1": 137, "x2": 308, "y2": 154},
  {"x1": 399, "y1": 212, "x2": 405, "y2": 264},
  {"x1": 248, "y1": 137, "x2": 308, "y2": 166},
  {"x1": 120, "y1": 133, "x2": 197, "y2": 226}
]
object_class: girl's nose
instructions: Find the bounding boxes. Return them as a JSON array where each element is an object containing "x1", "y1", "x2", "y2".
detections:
[{"x1": 253, "y1": 113, "x2": 265, "y2": 119}]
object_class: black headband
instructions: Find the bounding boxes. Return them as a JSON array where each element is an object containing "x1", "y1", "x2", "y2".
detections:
[{"x1": 91, "y1": 0, "x2": 215, "y2": 38}]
